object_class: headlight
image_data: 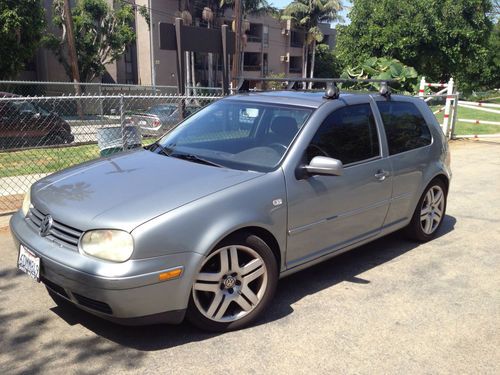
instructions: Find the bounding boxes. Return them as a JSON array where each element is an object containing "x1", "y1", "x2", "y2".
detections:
[
  {"x1": 21, "y1": 188, "x2": 32, "y2": 217},
  {"x1": 80, "y1": 230, "x2": 134, "y2": 262}
]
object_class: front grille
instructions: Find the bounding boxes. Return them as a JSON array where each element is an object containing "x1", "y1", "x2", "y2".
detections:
[
  {"x1": 73, "y1": 293, "x2": 113, "y2": 315},
  {"x1": 27, "y1": 207, "x2": 83, "y2": 250}
]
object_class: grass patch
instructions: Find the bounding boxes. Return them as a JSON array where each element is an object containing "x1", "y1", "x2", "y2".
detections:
[
  {"x1": 432, "y1": 104, "x2": 500, "y2": 135},
  {"x1": 0, "y1": 138, "x2": 157, "y2": 178}
]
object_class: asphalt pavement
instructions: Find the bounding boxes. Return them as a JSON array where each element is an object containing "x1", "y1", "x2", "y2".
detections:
[{"x1": 0, "y1": 139, "x2": 499, "y2": 374}]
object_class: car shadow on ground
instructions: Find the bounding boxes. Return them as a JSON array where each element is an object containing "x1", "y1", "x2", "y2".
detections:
[{"x1": 50, "y1": 215, "x2": 457, "y2": 351}]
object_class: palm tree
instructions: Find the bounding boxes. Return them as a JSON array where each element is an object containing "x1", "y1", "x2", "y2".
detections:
[
  {"x1": 283, "y1": 0, "x2": 341, "y2": 88},
  {"x1": 220, "y1": 0, "x2": 275, "y2": 81},
  {"x1": 220, "y1": 0, "x2": 274, "y2": 16}
]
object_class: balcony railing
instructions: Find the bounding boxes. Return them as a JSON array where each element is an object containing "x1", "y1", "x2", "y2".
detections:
[
  {"x1": 289, "y1": 67, "x2": 302, "y2": 73},
  {"x1": 243, "y1": 65, "x2": 262, "y2": 71},
  {"x1": 247, "y1": 35, "x2": 262, "y2": 43},
  {"x1": 290, "y1": 40, "x2": 303, "y2": 48}
]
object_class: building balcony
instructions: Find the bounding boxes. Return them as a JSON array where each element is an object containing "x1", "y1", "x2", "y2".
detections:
[
  {"x1": 243, "y1": 65, "x2": 262, "y2": 72},
  {"x1": 247, "y1": 35, "x2": 262, "y2": 43}
]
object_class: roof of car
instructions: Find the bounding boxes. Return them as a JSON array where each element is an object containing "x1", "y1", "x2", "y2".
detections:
[{"x1": 225, "y1": 90, "x2": 357, "y2": 108}]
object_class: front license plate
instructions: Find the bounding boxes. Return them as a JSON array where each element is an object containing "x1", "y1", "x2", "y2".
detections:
[{"x1": 18, "y1": 245, "x2": 40, "y2": 282}]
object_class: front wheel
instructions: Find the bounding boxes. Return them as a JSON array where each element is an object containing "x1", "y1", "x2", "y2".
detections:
[
  {"x1": 187, "y1": 233, "x2": 278, "y2": 332},
  {"x1": 405, "y1": 179, "x2": 447, "y2": 242}
]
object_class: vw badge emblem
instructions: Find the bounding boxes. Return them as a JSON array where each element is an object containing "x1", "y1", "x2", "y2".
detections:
[{"x1": 39, "y1": 215, "x2": 53, "y2": 237}]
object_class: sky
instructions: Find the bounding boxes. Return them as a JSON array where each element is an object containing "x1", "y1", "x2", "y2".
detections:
[{"x1": 269, "y1": 0, "x2": 352, "y2": 26}]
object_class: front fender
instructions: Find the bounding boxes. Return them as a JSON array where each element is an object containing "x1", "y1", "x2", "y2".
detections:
[{"x1": 131, "y1": 169, "x2": 287, "y2": 267}]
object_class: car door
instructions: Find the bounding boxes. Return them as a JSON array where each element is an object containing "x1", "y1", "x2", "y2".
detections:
[
  {"x1": 283, "y1": 97, "x2": 392, "y2": 268},
  {"x1": 372, "y1": 98, "x2": 434, "y2": 227}
]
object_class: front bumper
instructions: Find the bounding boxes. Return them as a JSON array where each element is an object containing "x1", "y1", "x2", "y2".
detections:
[{"x1": 9, "y1": 211, "x2": 202, "y2": 325}]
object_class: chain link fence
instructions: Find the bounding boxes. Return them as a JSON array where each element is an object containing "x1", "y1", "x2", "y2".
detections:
[
  {"x1": 0, "y1": 93, "x2": 222, "y2": 214},
  {"x1": 0, "y1": 80, "x2": 223, "y2": 97}
]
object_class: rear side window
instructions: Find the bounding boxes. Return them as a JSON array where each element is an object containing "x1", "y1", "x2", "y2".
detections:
[
  {"x1": 308, "y1": 104, "x2": 380, "y2": 165},
  {"x1": 376, "y1": 101, "x2": 432, "y2": 155}
]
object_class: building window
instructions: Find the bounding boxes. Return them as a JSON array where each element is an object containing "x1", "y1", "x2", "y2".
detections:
[
  {"x1": 263, "y1": 25, "x2": 269, "y2": 47},
  {"x1": 290, "y1": 30, "x2": 304, "y2": 48},
  {"x1": 289, "y1": 56, "x2": 302, "y2": 73},
  {"x1": 247, "y1": 23, "x2": 263, "y2": 43},
  {"x1": 263, "y1": 53, "x2": 268, "y2": 75},
  {"x1": 243, "y1": 52, "x2": 262, "y2": 71}
]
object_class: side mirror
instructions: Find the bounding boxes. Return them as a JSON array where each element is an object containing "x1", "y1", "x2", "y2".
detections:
[{"x1": 304, "y1": 156, "x2": 343, "y2": 176}]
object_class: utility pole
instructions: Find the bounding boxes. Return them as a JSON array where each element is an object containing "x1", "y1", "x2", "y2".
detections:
[
  {"x1": 231, "y1": 0, "x2": 242, "y2": 88},
  {"x1": 63, "y1": 0, "x2": 81, "y2": 96},
  {"x1": 148, "y1": 0, "x2": 156, "y2": 89},
  {"x1": 63, "y1": 0, "x2": 82, "y2": 117}
]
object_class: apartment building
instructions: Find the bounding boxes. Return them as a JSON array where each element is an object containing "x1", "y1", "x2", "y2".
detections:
[{"x1": 19, "y1": 0, "x2": 336, "y2": 87}]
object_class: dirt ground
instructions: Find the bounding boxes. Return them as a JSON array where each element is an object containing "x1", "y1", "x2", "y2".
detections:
[{"x1": 0, "y1": 139, "x2": 499, "y2": 374}]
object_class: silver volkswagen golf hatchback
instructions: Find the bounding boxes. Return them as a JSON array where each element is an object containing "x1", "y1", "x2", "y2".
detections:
[{"x1": 11, "y1": 90, "x2": 451, "y2": 332}]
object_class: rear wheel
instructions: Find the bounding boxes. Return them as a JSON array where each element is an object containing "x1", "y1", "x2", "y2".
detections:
[
  {"x1": 187, "y1": 233, "x2": 278, "y2": 332},
  {"x1": 41, "y1": 133, "x2": 65, "y2": 146},
  {"x1": 405, "y1": 179, "x2": 447, "y2": 242}
]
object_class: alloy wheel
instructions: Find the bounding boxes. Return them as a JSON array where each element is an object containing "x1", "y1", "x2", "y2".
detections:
[
  {"x1": 420, "y1": 185, "x2": 445, "y2": 235},
  {"x1": 192, "y1": 245, "x2": 268, "y2": 323}
]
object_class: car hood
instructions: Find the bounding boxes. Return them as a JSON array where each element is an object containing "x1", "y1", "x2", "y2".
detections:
[{"x1": 32, "y1": 149, "x2": 263, "y2": 232}]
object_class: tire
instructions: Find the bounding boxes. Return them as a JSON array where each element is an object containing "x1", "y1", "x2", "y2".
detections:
[
  {"x1": 186, "y1": 232, "x2": 278, "y2": 332},
  {"x1": 41, "y1": 133, "x2": 65, "y2": 146},
  {"x1": 405, "y1": 178, "x2": 447, "y2": 242}
]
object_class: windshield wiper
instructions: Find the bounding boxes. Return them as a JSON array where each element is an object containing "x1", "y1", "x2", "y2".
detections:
[
  {"x1": 170, "y1": 153, "x2": 223, "y2": 168},
  {"x1": 148, "y1": 142, "x2": 174, "y2": 156}
]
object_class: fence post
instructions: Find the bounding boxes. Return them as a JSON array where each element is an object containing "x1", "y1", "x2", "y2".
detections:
[
  {"x1": 98, "y1": 84, "x2": 103, "y2": 119},
  {"x1": 120, "y1": 94, "x2": 126, "y2": 150},
  {"x1": 450, "y1": 92, "x2": 459, "y2": 139},
  {"x1": 419, "y1": 77, "x2": 426, "y2": 98},
  {"x1": 442, "y1": 77, "x2": 454, "y2": 137}
]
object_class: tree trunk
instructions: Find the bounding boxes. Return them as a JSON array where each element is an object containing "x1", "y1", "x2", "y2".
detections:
[
  {"x1": 308, "y1": 40, "x2": 316, "y2": 90},
  {"x1": 302, "y1": 43, "x2": 308, "y2": 89}
]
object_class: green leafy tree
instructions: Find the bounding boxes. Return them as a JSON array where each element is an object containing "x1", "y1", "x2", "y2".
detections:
[
  {"x1": 486, "y1": 20, "x2": 500, "y2": 88},
  {"x1": 0, "y1": 0, "x2": 45, "y2": 79},
  {"x1": 45, "y1": 0, "x2": 135, "y2": 82},
  {"x1": 314, "y1": 44, "x2": 342, "y2": 79},
  {"x1": 282, "y1": 0, "x2": 341, "y2": 87},
  {"x1": 336, "y1": 0, "x2": 494, "y2": 91}
]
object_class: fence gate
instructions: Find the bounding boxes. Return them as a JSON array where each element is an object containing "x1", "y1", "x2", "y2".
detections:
[{"x1": 418, "y1": 77, "x2": 457, "y2": 138}]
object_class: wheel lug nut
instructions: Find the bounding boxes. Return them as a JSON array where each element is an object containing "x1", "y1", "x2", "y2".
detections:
[
  {"x1": 235, "y1": 280, "x2": 241, "y2": 286},
  {"x1": 229, "y1": 288, "x2": 234, "y2": 294},
  {"x1": 231, "y1": 272, "x2": 237, "y2": 277}
]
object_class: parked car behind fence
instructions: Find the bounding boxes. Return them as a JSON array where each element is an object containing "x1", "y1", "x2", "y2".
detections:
[{"x1": 0, "y1": 92, "x2": 74, "y2": 150}]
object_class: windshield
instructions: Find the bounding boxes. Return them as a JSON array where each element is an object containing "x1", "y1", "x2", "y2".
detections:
[
  {"x1": 156, "y1": 100, "x2": 313, "y2": 172},
  {"x1": 148, "y1": 105, "x2": 177, "y2": 116},
  {"x1": 12, "y1": 101, "x2": 49, "y2": 115}
]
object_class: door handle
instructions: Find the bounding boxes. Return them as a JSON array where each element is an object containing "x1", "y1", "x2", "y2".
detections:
[{"x1": 374, "y1": 170, "x2": 389, "y2": 181}]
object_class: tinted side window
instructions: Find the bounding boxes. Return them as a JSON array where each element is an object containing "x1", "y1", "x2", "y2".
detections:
[
  {"x1": 307, "y1": 104, "x2": 380, "y2": 165},
  {"x1": 376, "y1": 101, "x2": 432, "y2": 155}
]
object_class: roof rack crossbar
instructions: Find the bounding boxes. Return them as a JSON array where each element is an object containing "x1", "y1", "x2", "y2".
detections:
[
  {"x1": 235, "y1": 76, "x2": 396, "y2": 84},
  {"x1": 234, "y1": 76, "x2": 395, "y2": 99}
]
